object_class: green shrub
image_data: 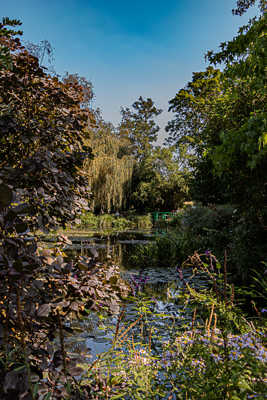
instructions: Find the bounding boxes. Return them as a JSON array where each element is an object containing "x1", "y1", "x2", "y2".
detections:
[
  {"x1": 128, "y1": 214, "x2": 153, "y2": 229},
  {"x1": 79, "y1": 212, "x2": 98, "y2": 228},
  {"x1": 112, "y1": 217, "x2": 135, "y2": 229},
  {"x1": 76, "y1": 212, "x2": 152, "y2": 230},
  {"x1": 132, "y1": 205, "x2": 266, "y2": 288},
  {"x1": 98, "y1": 213, "x2": 115, "y2": 228}
]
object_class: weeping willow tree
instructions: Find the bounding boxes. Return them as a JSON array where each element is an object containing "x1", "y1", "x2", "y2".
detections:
[{"x1": 84, "y1": 118, "x2": 134, "y2": 213}]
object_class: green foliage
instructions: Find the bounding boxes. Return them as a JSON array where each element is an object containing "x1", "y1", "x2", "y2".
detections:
[
  {"x1": 166, "y1": 66, "x2": 223, "y2": 152},
  {"x1": 165, "y1": 66, "x2": 228, "y2": 205},
  {"x1": 77, "y1": 212, "x2": 153, "y2": 230},
  {"x1": 129, "y1": 230, "x2": 187, "y2": 269},
  {"x1": 0, "y1": 17, "x2": 22, "y2": 70},
  {"x1": 84, "y1": 115, "x2": 134, "y2": 213},
  {"x1": 74, "y1": 253, "x2": 267, "y2": 399},
  {"x1": 86, "y1": 95, "x2": 189, "y2": 213},
  {"x1": 131, "y1": 146, "x2": 189, "y2": 211},
  {"x1": 98, "y1": 214, "x2": 131, "y2": 230},
  {"x1": 167, "y1": 11, "x2": 267, "y2": 215},
  {"x1": 79, "y1": 212, "x2": 99, "y2": 228},
  {"x1": 165, "y1": 6, "x2": 266, "y2": 292},
  {"x1": 81, "y1": 95, "x2": 187, "y2": 214},
  {"x1": 119, "y1": 96, "x2": 162, "y2": 161},
  {"x1": 131, "y1": 204, "x2": 267, "y2": 285},
  {"x1": 206, "y1": 14, "x2": 267, "y2": 185},
  {"x1": 128, "y1": 214, "x2": 153, "y2": 229},
  {"x1": 118, "y1": 96, "x2": 189, "y2": 211}
]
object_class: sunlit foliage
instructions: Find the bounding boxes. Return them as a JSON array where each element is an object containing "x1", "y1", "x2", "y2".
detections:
[{"x1": 84, "y1": 115, "x2": 134, "y2": 213}]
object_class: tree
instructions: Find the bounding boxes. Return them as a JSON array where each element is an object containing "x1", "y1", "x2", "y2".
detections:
[
  {"x1": 84, "y1": 114, "x2": 134, "y2": 213},
  {"x1": 119, "y1": 96, "x2": 162, "y2": 161},
  {"x1": 0, "y1": 28, "x2": 93, "y2": 233},
  {"x1": 130, "y1": 146, "x2": 189, "y2": 211},
  {"x1": 0, "y1": 17, "x2": 22, "y2": 69},
  {"x1": 165, "y1": 67, "x2": 228, "y2": 204},
  {"x1": 232, "y1": 0, "x2": 266, "y2": 15},
  {"x1": 165, "y1": 1, "x2": 266, "y2": 285},
  {"x1": 166, "y1": 4, "x2": 266, "y2": 210},
  {"x1": 63, "y1": 72, "x2": 94, "y2": 109},
  {"x1": 204, "y1": 10, "x2": 267, "y2": 212},
  {"x1": 165, "y1": 66, "x2": 223, "y2": 165}
]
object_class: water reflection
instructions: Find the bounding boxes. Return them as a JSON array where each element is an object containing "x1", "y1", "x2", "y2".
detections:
[
  {"x1": 63, "y1": 229, "x2": 155, "y2": 268},
  {"x1": 52, "y1": 230, "x2": 206, "y2": 362}
]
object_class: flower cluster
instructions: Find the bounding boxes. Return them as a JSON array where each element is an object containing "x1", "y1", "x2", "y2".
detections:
[{"x1": 167, "y1": 329, "x2": 267, "y2": 371}]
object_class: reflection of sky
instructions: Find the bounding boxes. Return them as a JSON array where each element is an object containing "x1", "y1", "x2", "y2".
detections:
[
  {"x1": 2, "y1": 0, "x2": 259, "y2": 142},
  {"x1": 62, "y1": 264, "x2": 202, "y2": 361}
]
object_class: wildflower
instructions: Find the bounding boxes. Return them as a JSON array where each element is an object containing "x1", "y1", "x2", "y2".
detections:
[
  {"x1": 229, "y1": 350, "x2": 241, "y2": 361},
  {"x1": 211, "y1": 354, "x2": 223, "y2": 363},
  {"x1": 255, "y1": 347, "x2": 267, "y2": 363},
  {"x1": 191, "y1": 358, "x2": 205, "y2": 372}
]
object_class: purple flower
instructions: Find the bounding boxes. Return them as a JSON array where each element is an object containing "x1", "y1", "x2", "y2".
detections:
[
  {"x1": 261, "y1": 308, "x2": 267, "y2": 313},
  {"x1": 205, "y1": 250, "x2": 211, "y2": 256}
]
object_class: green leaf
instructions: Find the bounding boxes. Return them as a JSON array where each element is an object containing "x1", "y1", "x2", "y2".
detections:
[
  {"x1": 110, "y1": 393, "x2": 127, "y2": 399},
  {"x1": 13, "y1": 365, "x2": 26, "y2": 372},
  {"x1": 33, "y1": 383, "x2": 39, "y2": 399}
]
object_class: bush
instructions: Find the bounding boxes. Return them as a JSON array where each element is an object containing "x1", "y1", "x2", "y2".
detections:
[
  {"x1": 132, "y1": 204, "x2": 266, "y2": 289},
  {"x1": 128, "y1": 214, "x2": 153, "y2": 229},
  {"x1": 79, "y1": 212, "x2": 99, "y2": 228},
  {"x1": 76, "y1": 212, "x2": 152, "y2": 230}
]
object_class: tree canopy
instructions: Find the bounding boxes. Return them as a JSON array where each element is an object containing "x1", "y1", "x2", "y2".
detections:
[
  {"x1": 0, "y1": 25, "x2": 94, "y2": 232},
  {"x1": 84, "y1": 115, "x2": 134, "y2": 213},
  {"x1": 119, "y1": 96, "x2": 162, "y2": 161},
  {"x1": 0, "y1": 17, "x2": 22, "y2": 69},
  {"x1": 166, "y1": 8, "x2": 267, "y2": 212}
]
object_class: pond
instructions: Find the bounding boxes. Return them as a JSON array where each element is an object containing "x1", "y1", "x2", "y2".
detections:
[{"x1": 48, "y1": 229, "x2": 205, "y2": 364}]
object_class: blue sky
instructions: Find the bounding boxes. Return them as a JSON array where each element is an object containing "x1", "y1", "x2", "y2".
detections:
[{"x1": 1, "y1": 0, "x2": 259, "y2": 142}]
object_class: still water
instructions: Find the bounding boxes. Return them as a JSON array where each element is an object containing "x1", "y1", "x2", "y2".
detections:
[{"x1": 53, "y1": 230, "x2": 203, "y2": 362}]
